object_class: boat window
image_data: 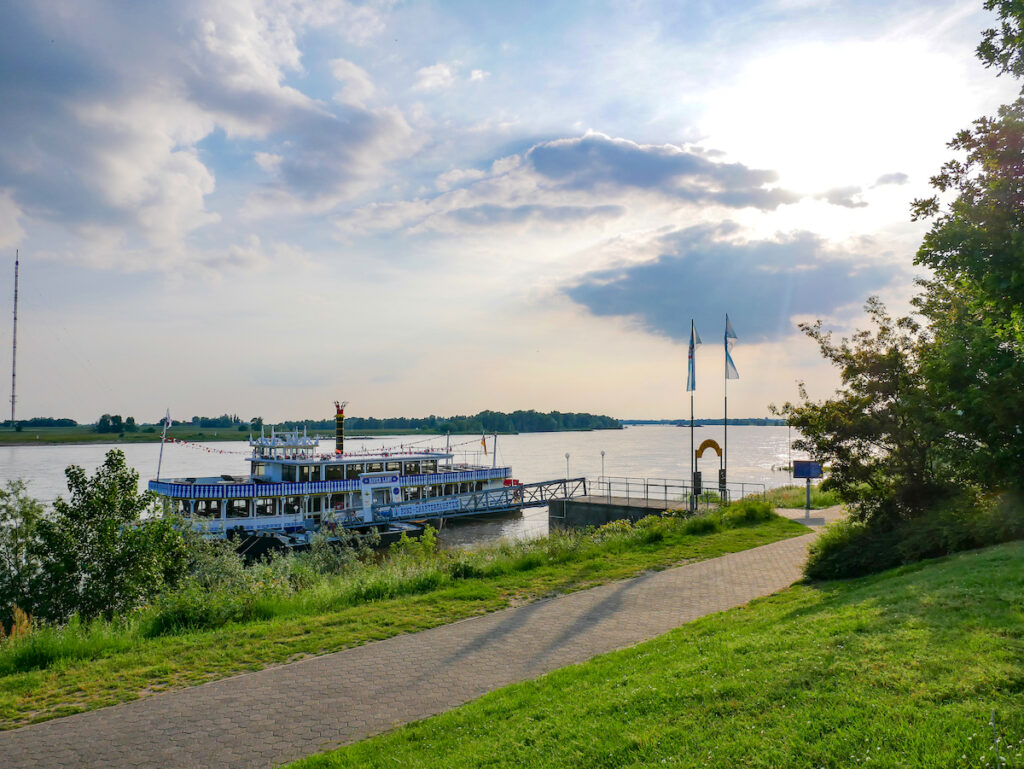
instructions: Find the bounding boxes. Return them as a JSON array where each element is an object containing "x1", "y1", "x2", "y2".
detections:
[
  {"x1": 325, "y1": 464, "x2": 344, "y2": 481},
  {"x1": 252, "y1": 462, "x2": 266, "y2": 477},
  {"x1": 345, "y1": 463, "x2": 364, "y2": 480},
  {"x1": 299, "y1": 465, "x2": 311, "y2": 482},
  {"x1": 421, "y1": 460, "x2": 437, "y2": 474},
  {"x1": 403, "y1": 461, "x2": 420, "y2": 475},
  {"x1": 282, "y1": 465, "x2": 297, "y2": 482},
  {"x1": 385, "y1": 461, "x2": 401, "y2": 472},
  {"x1": 367, "y1": 462, "x2": 384, "y2": 473}
]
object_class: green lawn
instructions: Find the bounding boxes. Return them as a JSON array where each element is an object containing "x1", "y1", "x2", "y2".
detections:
[
  {"x1": 289, "y1": 540, "x2": 1024, "y2": 769},
  {"x1": 0, "y1": 515, "x2": 806, "y2": 730}
]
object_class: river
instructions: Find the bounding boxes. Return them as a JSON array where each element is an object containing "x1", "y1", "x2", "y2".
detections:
[{"x1": 0, "y1": 425, "x2": 807, "y2": 548}]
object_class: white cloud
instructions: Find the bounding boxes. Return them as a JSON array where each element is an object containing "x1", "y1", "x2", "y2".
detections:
[
  {"x1": 435, "y1": 167, "x2": 488, "y2": 191},
  {"x1": 330, "y1": 58, "x2": 376, "y2": 106},
  {"x1": 469, "y1": 69, "x2": 490, "y2": 81},
  {"x1": 0, "y1": 189, "x2": 25, "y2": 248},
  {"x1": 414, "y1": 62, "x2": 458, "y2": 90}
]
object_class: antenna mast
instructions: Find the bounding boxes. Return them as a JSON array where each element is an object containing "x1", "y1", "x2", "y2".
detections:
[{"x1": 10, "y1": 250, "x2": 17, "y2": 425}]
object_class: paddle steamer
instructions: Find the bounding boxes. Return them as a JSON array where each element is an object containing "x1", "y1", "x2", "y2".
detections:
[{"x1": 149, "y1": 402, "x2": 515, "y2": 538}]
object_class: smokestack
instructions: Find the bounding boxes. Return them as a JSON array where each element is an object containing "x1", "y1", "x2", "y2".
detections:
[{"x1": 334, "y1": 400, "x2": 348, "y2": 454}]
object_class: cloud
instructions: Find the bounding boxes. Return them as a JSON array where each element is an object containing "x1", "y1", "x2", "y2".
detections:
[
  {"x1": 446, "y1": 204, "x2": 625, "y2": 226},
  {"x1": 562, "y1": 223, "x2": 907, "y2": 343},
  {"x1": 414, "y1": 62, "x2": 458, "y2": 90},
  {"x1": 331, "y1": 58, "x2": 376, "y2": 107},
  {"x1": 526, "y1": 133, "x2": 801, "y2": 211},
  {"x1": 0, "y1": 0, "x2": 410, "y2": 267},
  {"x1": 873, "y1": 172, "x2": 909, "y2": 187},
  {"x1": 0, "y1": 189, "x2": 25, "y2": 248},
  {"x1": 815, "y1": 186, "x2": 868, "y2": 208},
  {"x1": 339, "y1": 132, "x2": 805, "y2": 234},
  {"x1": 435, "y1": 167, "x2": 489, "y2": 191},
  {"x1": 470, "y1": 69, "x2": 490, "y2": 81}
]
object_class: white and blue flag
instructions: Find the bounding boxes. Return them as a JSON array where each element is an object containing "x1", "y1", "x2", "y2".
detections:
[
  {"x1": 725, "y1": 314, "x2": 739, "y2": 380},
  {"x1": 686, "y1": 321, "x2": 702, "y2": 392}
]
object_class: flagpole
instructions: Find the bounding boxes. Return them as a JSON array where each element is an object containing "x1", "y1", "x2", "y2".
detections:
[
  {"x1": 724, "y1": 314, "x2": 728, "y2": 486},
  {"x1": 690, "y1": 319, "x2": 695, "y2": 497},
  {"x1": 157, "y1": 409, "x2": 170, "y2": 481}
]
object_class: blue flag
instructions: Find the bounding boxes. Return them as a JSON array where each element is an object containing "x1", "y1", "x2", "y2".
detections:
[
  {"x1": 687, "y1": 321, "x2": 702, "y2": 392},
  {"x1": 725, "y1": 314, "x2": 739, "y2": 380}
]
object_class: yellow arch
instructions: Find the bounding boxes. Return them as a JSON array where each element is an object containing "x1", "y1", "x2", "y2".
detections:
[{"x1": 695, "y1": 438, "x2": 722, "y2": 459}]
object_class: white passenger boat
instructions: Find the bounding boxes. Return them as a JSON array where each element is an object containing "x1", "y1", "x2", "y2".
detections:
[{"x1": 149, "y1": 403, "x2": 516, "y2": 538}]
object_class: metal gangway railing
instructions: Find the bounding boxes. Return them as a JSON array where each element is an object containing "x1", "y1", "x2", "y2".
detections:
[
  {"x1": 356, "y1": 477, "x2": 589, "y2": 526},
  {"x1": 589, "y1": 476, "x2": 765, "y2": 511}
]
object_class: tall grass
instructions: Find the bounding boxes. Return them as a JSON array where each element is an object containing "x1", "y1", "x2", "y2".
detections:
[
  {"x1": 0, "y1": 499, "x2": 783, "y2": 676},
  {"x1": 763, "y1": 483, "x2": 841, "y2": 509}
]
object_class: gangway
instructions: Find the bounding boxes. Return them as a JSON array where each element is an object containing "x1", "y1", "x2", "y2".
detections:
[{"x1": 349, "y1": 477, "x2": 588, "y2": 527}]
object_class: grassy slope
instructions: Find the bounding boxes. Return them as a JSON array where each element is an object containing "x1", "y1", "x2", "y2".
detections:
[
  {"x1": 0, "y1": 517, "x2": 806, "y2": 729},
  {"x1": 290, "y1": 541, "x2": 1024, "y2": 769}
]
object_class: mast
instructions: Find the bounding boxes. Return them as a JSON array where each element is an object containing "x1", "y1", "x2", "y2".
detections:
[{"x1": 10, "y1": 250, "x2": 17, "y2": 425}]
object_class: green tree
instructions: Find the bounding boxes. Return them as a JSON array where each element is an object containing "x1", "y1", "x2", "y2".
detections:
[
  {"x1": 29, "y1": 450, "x2": 189, "y2": 622},
  {"x1": 773, "y1": 299, "x2": 952, "y2": 526},
  {"x1": 0, "y1": 480, "x2": 44, "y2": 627}
]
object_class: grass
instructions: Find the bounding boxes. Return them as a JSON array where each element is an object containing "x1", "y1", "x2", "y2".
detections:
[
  {"x1": 287, "y1": 540, "x2": 1024, "y2": 769},
  {"x1": 0, "y1": 510, "x2": 807, "y2": 729},
  {"x1": 764, "y1": 483, "x2": 842, "y2": 509}
]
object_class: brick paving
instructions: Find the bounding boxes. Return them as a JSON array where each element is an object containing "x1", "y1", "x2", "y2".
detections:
[{"x1": 2, "y1": 506, "x2": 843, "y2": 769}]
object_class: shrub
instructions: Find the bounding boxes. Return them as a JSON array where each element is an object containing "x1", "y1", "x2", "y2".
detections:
[
  {"x1": 681, "y1": 516, "x2": 720, "y2": 535},
  {"x1": 721, "y1": 499, "x2": 774, "y2": 527},
  {"x1": 805, "y1": 492, "x2": 1024, "y2": 580}
]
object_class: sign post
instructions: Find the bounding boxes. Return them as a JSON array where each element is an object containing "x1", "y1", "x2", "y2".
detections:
[{"x1": 792, "y1": 460, "x2": 825, "y2": 526}]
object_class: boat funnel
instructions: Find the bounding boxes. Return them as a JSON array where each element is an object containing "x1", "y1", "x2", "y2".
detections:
[{"x1": 334, "y1": 400, "x2": 348, "y2": 455}]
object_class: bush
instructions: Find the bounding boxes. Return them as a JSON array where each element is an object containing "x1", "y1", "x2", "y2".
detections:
[
  {"x1": 805, "y1": 492, "x2": 1024, "y2": 580},
  {"x1": 721, "y1": 499, "x2": 774, "y2": 527}
]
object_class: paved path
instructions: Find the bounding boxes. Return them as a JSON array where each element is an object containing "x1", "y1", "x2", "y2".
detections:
[{"x1": 3, "y1": 507, "x2": 843, "y2": 769}]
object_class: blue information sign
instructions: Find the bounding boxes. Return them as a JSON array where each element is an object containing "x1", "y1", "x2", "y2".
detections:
[{"x1": 793, "y1": 460, "x2": 823, "y2": 479}]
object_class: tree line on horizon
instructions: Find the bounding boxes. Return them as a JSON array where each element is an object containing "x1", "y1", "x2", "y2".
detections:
[{"x1": 282, "y1": 409, "x2": 621, "y2": 434}]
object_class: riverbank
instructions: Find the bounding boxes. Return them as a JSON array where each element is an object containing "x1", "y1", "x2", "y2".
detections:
[{"x1": 0, "y1": 506, "x2": 806, "y2": 729}]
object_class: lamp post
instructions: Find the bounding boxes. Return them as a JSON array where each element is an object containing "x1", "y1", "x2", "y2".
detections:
[
  {"x1": 600, "y1": 450, "x2": 605, "y2": 480},
  {"x1": 565, "y1": 452, "x2": 570, "y2": 479}
]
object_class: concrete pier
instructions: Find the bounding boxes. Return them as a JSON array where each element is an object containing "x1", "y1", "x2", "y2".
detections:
[{"x1": 549, "y1": 495, "x2": 680, "y2": 528}]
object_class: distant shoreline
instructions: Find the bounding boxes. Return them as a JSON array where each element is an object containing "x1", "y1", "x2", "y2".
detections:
[
  {"x1": 0, "y1": 421, "x2": 788, "y2": 447},
  {"x1": 0, "y1": 425, "x2": 625, "y2": 447}
]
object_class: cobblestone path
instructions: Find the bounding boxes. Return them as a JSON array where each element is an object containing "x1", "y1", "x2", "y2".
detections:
[{"x1": 2, "y1": 508, "x2": 841, "y2": 769}]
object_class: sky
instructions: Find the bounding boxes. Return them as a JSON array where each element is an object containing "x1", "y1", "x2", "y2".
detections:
[{"x1": 0, "y1": 0, "x2": 1017, "y2": 423}]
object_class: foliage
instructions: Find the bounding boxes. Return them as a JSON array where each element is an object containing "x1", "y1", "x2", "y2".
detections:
[
  {"x1": 28, "y1": 450, "x2": 189, "y2": 622},
  {"x1": 286, "y1": 541, "x2": 1024, "y2": 769},
  {"x1": 978, "y1": 0, "x2": 1024, "y2": 82},
  {"x1": 773, "y1": 299, "x2": 954, "y2": 526},
  {"x1": 912, "y1": 97, "x2": 1024, "y2": 352},
  {"x1": 95, "y1": 414, "x2": 137, "y2": 433},
  {"x1": 763, "y1": 483, "x2": 841, "y2": 509},
  {"x1": 915, "y1": 281, "x2": 1024, "y2": 490},
  {"x1": 9, "y1": 418, "x2": 77, "y2": 428},
  {"x1": 805, "y1": 491, "x2": 1024, "y2": 580},
  {"x1": 0, "y1": 481, "x2": 44, "y2": 629},
  {"x1": 283, "y1": 409, "x2": 622, "y2": 434}
]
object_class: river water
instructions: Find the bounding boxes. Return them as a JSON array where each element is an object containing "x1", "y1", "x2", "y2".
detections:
[{"x1": 0, "y1": 425, "x2": 806, "y2": 548}]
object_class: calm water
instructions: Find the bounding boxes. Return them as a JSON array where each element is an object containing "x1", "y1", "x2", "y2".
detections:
[{"x1": 0, "y1": 425, "x2": 806, "y2": 548}]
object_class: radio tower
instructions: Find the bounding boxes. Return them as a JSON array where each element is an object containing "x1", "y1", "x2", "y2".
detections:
[{"x1": 10, "y1": 250, "x2": 18, "y2": 426}]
